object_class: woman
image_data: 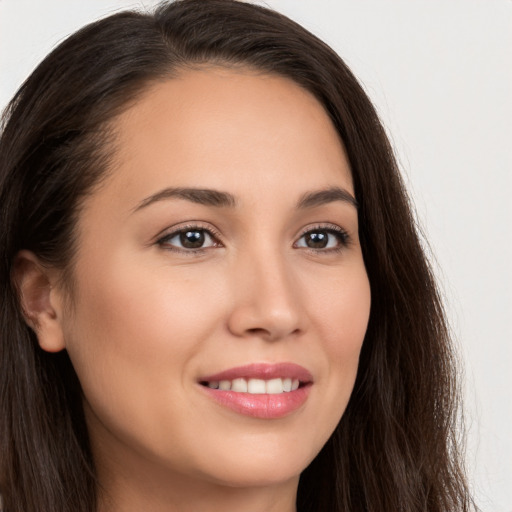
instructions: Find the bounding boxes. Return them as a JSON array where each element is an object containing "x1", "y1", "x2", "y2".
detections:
[{"x1": 0, "y1": 0, "x2": 473, "y2": 511}]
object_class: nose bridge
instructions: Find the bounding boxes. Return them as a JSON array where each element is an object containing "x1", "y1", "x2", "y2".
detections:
[{"x1": 227, "y1": 241, "x2": 303, "y2": 340}]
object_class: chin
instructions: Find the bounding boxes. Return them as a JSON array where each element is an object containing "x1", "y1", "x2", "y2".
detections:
[
  {"x1": 204, "y1": 463, "x2": 304, "y2": 489},
  {"x1": 193, "y1": 441, "x2": 318, "y2": 488}
]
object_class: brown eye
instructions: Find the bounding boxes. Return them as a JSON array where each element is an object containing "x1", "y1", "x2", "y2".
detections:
[
  {"x1": 295, "y1": 227, "x2": 348, "y2": 251},
  {"x1": 304, "y1": 231, "x2": 329, "y2": 249},
  {"x1": 159, "y1": 228, "x2": 217, "y2": 251},
  {"x1": 180, "y1": 230, "x2": 205, "y2": 248}
]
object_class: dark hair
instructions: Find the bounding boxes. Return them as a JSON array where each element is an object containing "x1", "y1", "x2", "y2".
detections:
[{"x1": 0, "y1": 1, "x2": 473, "y2": 511}]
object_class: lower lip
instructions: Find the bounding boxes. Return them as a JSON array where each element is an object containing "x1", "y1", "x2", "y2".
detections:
[{"x1": 200, "y1": 385, "x2": 311, "y2": 419}]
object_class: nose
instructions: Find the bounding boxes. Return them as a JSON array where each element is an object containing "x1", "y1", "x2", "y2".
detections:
[{"x1": 226, "y1": 250, "x2": 305, "y2": 342}]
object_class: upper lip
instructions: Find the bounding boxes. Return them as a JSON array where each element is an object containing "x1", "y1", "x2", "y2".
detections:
[{"x1": 199, "y1": 362, "x2": 313, "y2": 383}]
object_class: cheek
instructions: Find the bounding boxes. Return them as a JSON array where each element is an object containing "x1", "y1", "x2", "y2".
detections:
[
  {"x1": 307, "y1": 264, "x2": 370, "y2": 432},
  {"x1": 66, "y1": 254, "x2": 220, "y2": 355},
  {"x1": 314, "y1": 262, "x2": 371, "y2": 358},
  {"x1": 61, "y1": 256, "x2": 224, "y2": 429}
]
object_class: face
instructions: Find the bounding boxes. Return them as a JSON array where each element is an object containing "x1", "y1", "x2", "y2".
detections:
[{"x1": 57, "y1": 68, "x2": 371, "y2": 491}]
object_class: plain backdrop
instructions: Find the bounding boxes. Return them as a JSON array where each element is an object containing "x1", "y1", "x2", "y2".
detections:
[{"x1": 1, "y1": 1, "x2": 511, "y2": 510}]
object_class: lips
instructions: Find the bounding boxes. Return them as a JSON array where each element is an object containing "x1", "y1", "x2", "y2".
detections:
[{"x1": 198, "y1": 363, "x2": 313, "y2": 419}]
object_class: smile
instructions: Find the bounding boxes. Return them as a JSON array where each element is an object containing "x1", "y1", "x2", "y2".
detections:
[
  {"x1": 202, "y1": 377, "x2": 301, "y2": 394},
  {"x1": 198, "y1": 363, "x2": 312, "y2": 419}
]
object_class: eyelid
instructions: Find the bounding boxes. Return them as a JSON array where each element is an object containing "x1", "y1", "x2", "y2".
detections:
[
  {"x1": 155, "y1": 222, "x2": 224, "y2": 252},
  {"x1": 153, "y1": 221, "x2": 351, "y2": 253},
  {"x1": 294, "y1": 223, "x2": 351, "y2": 251},
  {"x1": 296, "y1": 222, "x2": 348, "y2": 237}
]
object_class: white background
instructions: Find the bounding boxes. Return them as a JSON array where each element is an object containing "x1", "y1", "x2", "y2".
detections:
[{"x1": 1, "y1": 1, "x2": 510, "y2": 510}]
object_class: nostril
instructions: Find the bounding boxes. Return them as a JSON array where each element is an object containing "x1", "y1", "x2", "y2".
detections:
[
  {"x1": 247, "y1": 327, "x2": 270, "y2": 336},
  {"x1": 246, "y1": 326, "x2": 295, "y2": 342}
]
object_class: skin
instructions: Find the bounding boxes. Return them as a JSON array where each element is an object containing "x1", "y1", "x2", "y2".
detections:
[{"x1": 17, "y1": 68, "x2": 371, "y2": 512}]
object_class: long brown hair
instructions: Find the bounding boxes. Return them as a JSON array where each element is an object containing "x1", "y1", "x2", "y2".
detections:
[{"x1": 0, "y1": 1, "x2": 473, "y2": 511}]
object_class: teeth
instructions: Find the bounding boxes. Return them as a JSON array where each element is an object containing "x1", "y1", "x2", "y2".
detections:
[
  {"x1": 248, "y1": 378, "x2": 266, "y2": 393},
  {"x1": 231, "y1": 378, "x2": 248, "y2": 392},
  {"x1": 205, "y1": 377, "x2": 303, "y2": 394},
  {"x1": 219, "y1": 380, "x2": 231, "y2": 390},
  {"x1": 266, "y1": 378, "x2": 283, "y2": 394}
]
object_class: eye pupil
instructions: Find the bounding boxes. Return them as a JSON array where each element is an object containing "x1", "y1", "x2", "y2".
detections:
[
  {"x1": 305, "y1": 231, "x2": 328, "y2": 248},
  {"x1": 180, "y1": 230, "x2": 205, "y2": 248}
]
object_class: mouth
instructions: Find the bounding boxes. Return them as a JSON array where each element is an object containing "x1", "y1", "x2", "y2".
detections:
[
  {"x1": 200, "y1": 377, "x2": 304, "y2": 394},
  {"x1": 198, "y1": 363, "x2": 313, "y2": 419}
]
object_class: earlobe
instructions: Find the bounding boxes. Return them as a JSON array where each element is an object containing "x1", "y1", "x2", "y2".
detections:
[{"x1": 13, "y1": 250, "x2": 66, "y2": 353}]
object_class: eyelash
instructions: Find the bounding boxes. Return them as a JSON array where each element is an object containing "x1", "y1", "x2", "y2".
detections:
[
  {"x1": 156, "y1": 223, "x2": 223, "y2": 254},
  {"x1": 156, "y1": 223, "x2": 350, "y2": 254},
  {"x1": 294, "y1": 224, "x2": 350, "y2": 254}
]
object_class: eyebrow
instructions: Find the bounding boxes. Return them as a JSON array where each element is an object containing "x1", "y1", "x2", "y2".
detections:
[
  {"x1": 133, "y1": 187, "x2": 237, "y2": 212},
  {"x1": 133, "y1": 185, "x2": 357, "y2": 212},
  {"x1": 296, "y1": 187, "x2": 358, "y2": 209}
]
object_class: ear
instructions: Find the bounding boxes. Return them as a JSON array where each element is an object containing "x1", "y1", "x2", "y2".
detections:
[{"x1": 13, "y1": 250, "x2": 66, "y2": 353}]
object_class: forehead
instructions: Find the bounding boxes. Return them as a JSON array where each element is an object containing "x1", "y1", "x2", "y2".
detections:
[{"x1": 99, "y1": 67, "x2": 353, "y2": 211}]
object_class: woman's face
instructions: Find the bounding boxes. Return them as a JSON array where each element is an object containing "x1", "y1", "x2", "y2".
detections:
[{"x1": 57, "y1": 68, "x2": 371, "y2": 490}]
